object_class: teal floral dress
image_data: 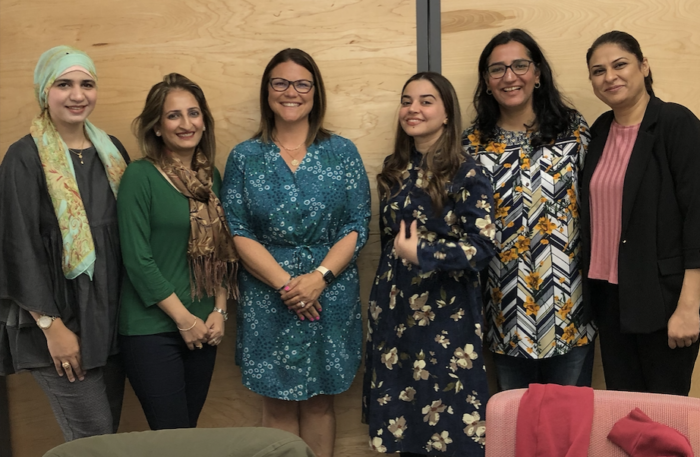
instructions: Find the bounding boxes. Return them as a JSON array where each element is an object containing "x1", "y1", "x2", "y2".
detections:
[
  {"x1": 222, "y1": 135, "x2": 371, "y2": 400},
  {"x1": 362, "y1": 151, "x2": 496, "y2": 456}
]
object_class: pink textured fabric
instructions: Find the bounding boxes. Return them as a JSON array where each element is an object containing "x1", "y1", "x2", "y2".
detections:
[
  {"x1": 608, "y1": 407, "x2": 694, "y2": 457},
  {"x1": 588, "y1": 121, "x2": 640, "y2": 284},
  {"x1": 485, "y1": 389, "x2": 700, "y2": 457},
  {"x1": 515, "y1": 384, "x2": 594, "y2": 457}
]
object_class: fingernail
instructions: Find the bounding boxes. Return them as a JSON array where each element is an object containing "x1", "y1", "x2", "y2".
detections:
[
  {"x1": 316, "y1": 316, "x2": 321, "y2": 321},
  {"x1": 318, "y1": 307, "x2": 322, "y2": 311},
  {"x1": 284, "y1": 286, "x2": 290, "y2": 291},
  {"x1": 300, "y1": 316, "x2": 305, "y2": 321}
]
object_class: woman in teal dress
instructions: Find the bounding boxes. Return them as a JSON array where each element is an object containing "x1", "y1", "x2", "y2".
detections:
[
  {"x1": 362, "y1": 72, "x2": 495, "y2": 456},
  {"x1": 222, "y1": 48, "x2": 370, "y2": 457}
]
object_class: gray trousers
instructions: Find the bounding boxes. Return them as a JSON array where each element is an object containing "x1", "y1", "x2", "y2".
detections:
[{"x1": 31, "y1": 355, "x2": 125, "y2": 441}]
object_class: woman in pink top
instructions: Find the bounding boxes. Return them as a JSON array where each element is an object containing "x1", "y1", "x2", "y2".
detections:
[{"x1": 581, "y1": 31, "x2": 700, "y2": 395}]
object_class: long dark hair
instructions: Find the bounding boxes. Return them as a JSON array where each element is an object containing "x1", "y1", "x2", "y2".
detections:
[
  {"x1": 472, "y1": 29, "x2": 575, "y2": 147},
  {"x1": 132, "y1": 73, "x2": 216, "y2": 168},
  {"x1": 586, "y1": 31, "x2": 654, "y2": 97},
  {"x1": 255, "y1": 48, "x2": 331, "y2": 145},
  {"x1": 377, "y1": 72, "x2": 464, "y2": 215}
]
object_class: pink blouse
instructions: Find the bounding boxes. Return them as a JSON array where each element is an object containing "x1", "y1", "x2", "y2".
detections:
[{"x1": 588, "y1": 121, "x2": 641, "y2": 284}]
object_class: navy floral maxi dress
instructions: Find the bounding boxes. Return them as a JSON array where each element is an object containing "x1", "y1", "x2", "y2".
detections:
[{"x1": 363, "y1": 151, "x2": 496, "y2": 456}]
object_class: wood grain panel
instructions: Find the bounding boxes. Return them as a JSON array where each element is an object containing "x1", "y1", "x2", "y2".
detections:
[
  {"x1": 441, "y1": 0, "x2": 700, "y2": 398},
  {"x1": 0, "y1": 0, "x2": 415, "y2": 455}
]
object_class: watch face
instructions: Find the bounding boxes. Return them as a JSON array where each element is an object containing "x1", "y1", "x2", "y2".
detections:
[
  {"x1": 37, "y1": 315, "x2": 54, "y2": 329},
  {"x1": 323, "y1": 271, "x2": 336, "y2": 284}
]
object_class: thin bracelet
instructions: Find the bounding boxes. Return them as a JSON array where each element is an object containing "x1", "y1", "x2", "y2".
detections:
[
  {"x1": 177, "y1": 317, "x2": 197, "y2": 331},
  {"x1": 276, "y1": 277, "x2": 293, "y2": 293}
]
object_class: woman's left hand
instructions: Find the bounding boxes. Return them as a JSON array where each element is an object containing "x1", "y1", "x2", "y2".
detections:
[
  {"x1": 394, "y1": 219, "x2": 419, "y2": 265},
  {"x1": 667, "y1": 306, "x2": 700, "y2": 349},
  {"x1": 280, "y1": 273, "x2": 326, "y2": 311},
  {"x1": 205, "y1": 311, "x2": 225, "y2": 346}
]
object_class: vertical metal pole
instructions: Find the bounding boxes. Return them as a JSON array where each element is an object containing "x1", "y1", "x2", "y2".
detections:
[
  {"x1": 428, "y1": 0, "x2": 441, "y2": 74},
  {"x1": 416, "y1": 0, "x2": 441, "y2": 74},
  {"x1": 416, "y1": 0, "x2": 430, "y2": 72}
]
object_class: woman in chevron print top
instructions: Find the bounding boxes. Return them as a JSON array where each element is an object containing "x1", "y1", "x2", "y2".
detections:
[{"x1": 462, "y1": 29, "x2": 596, "y2": 390}]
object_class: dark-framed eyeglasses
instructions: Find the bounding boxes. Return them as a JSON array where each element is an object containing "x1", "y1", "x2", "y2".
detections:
[
  {"x1": 269, "y1": 78, "x2": 315, "y2": 94},
  {"x1": 486, "y1": 59, "x2": 534, "y2": 79}
]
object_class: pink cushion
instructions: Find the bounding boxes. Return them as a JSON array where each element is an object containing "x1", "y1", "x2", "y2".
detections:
[{"x1": 485, "y1": 389, "x2": 700, "y2": 457}]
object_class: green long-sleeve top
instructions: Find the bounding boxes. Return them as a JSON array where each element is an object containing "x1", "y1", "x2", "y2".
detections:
[{"x1": 117, "y1": 159, "x2": 221, "y2": 336}]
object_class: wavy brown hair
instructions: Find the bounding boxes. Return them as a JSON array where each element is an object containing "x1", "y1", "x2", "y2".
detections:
[
  {"x1": 255, "y1": 48, "x2": 331, "y2": 145},
  {"x1": 132, "y1": 73, "x2": 216, "y2": 169},
  {"x1": 377, "y1": 72, "x2": 465, "y2": 215}
]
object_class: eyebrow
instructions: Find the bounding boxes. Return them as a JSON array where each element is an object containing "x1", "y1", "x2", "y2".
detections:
[
  {"x1": 54, "y1": 78, "x2": 94, "y2": 83},
  {"x1": 165, "y1": 107, "x2": 200, "y2": 114},
  {"x1": 401, "y1": 94, "x2": 437, "y2": 100},
  {"x1": 591, "y1": 57, "x2": 629, "y2": 68}
]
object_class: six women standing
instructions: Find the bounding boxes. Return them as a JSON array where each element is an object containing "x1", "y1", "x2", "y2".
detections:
[
  {"x1": 462, "y1": 29, "x2": 596, "y2": 390},
  {"x1": 2, "y1": 28, "x2": 699, "y2": 454},
  {"x1": 222, "y1": 49, "x2": 371, "y2": 457},
  {"x1": 363, "y1": 72, "x2": 495, "y2": 456},
  {"x1": 0, "y1": 46, "x2": 129, "y2": 440}
]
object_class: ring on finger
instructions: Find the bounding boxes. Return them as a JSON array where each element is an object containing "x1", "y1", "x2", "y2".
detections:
[
  {"x1": 298, "y1": 300, "x2": 306, "y2": 308},
  {"x1": 61, "y1": 362, "x2": 71, "y2": 369}
]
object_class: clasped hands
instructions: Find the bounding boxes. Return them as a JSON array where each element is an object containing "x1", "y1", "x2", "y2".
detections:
[
  {"x1": 280, "y1": 273, "x2": 325, "y2": 321},
  {"x1": 178, "y1": 311, "x2": 225, "y2": 350}
]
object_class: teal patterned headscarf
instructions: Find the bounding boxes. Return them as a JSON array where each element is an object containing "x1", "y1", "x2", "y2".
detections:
[{"x1": 30, "y1": 45, "x2": 127, "y2": 280}]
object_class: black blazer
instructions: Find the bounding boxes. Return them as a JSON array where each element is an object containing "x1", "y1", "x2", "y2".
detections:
[{"x1": 581, "y1": 97, "x2": 700, "y2": 333}]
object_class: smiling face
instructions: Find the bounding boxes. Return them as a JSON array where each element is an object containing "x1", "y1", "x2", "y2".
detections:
[
  {"x1": 267, "y1": 60, "x2": 314, "y2": 126},
  {"x1": 46, "y1": 70, "x2": 96, "y2": 130},
  {"x1": 157, "y1": 88, "x2": 205, "y2": 158},
  {"x1": 588, "y1": 43, "x2": 650, "y2": 110},
  {"x1": 399, "y1": 79, "x2": 447, "y2": 150},
  {"x1": 484, "y1": 41, "x2": 540, "y2": 115}
]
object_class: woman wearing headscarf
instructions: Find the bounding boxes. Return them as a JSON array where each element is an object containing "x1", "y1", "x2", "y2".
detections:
[{"x1": 0, "y1": 45, "x2": 129, "y2": 440}]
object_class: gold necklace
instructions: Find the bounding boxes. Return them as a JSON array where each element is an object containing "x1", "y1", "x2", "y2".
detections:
[
  {"x1": 274, "y1": 136, "x2": 305, "y2": 166},
  {"x1": 68, "y1": 138, "x2": 88, "y2": 165}
]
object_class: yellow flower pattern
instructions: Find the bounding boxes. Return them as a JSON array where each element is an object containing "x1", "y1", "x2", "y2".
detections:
[{"x1": 462, "y1": 113, "x2": 597, "y2": 359}]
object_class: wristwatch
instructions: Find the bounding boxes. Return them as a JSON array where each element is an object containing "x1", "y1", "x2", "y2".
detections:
[
  {"x1": 213, "y1": 307, "x2": 228, "y2": 321},
  {"x1": 315, "y1": 266, "x2": 336, "y2": 285},
  {"x1": 36, "y1": 315, "x2": 57, "y2": 330}
]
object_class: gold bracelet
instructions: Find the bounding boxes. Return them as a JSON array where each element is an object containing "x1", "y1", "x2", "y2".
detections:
[{"x1": 177, "y1": 317, "x2": 197, "y2": 331}]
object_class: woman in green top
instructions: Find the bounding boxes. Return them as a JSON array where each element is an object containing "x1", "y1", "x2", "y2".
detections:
[{"x1": 117, "y1": 73, "x2": 238, "y2": 430}]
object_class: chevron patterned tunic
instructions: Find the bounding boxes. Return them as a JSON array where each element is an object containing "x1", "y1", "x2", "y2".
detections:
[{"x1": 462, "y1": 112, "x2": 596, "y2": 359}]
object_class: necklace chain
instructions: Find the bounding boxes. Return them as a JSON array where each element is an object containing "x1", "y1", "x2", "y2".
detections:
[
  {"x1": 68, "y1": 137, "x2": 88, "y2": 165},
  {"x1": 273, "y1": 136, "x2": 305, "y2": 166}
]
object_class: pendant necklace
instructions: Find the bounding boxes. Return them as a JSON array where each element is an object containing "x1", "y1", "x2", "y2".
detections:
[
  {"x1": 274, "y1": 136, "x2": 305, "y2": 166},
  {"x1": 68, "y1": 137, "x2": 88, "y2": 165}
]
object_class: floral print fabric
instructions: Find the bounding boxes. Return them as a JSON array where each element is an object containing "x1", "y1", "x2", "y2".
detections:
[
  {"x1": 222, "y1": 135, "x2": 370, "y2": 400},
  {"x1": 362, "y1": 151, "x2": 495, "y2": 456},
  {"x1": 462, "y1": 112, "x2": 596, "y2": 359}
]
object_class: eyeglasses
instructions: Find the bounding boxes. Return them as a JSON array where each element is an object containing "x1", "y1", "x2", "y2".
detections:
[
  {"x1": 486, "y1": 59, "x2": 534, "y2": 79},
  {"x1": 269, "y1": 78, "x2": 315, "y2": 94}
]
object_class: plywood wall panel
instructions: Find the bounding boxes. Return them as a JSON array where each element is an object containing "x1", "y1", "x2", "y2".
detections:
[
  {"x1": 1, "y1": 0, "x2": 415, "y2": 455},
  {"x1": 441, "y1": 0, "x2": 700, "y2": 398}
]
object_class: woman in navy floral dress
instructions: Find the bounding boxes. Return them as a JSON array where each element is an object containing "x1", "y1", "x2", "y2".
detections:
[
  {"x1": 222, "y1": 49, "x2": 370, "y2": 457},
  {"x1": 363, "y1": 72, "x2": 496, "y2": 457}
]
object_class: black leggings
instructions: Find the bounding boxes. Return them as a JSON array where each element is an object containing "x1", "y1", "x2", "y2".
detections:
[{"x1": 120, "y1": 332, "x2": 217, "y2": 429}]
